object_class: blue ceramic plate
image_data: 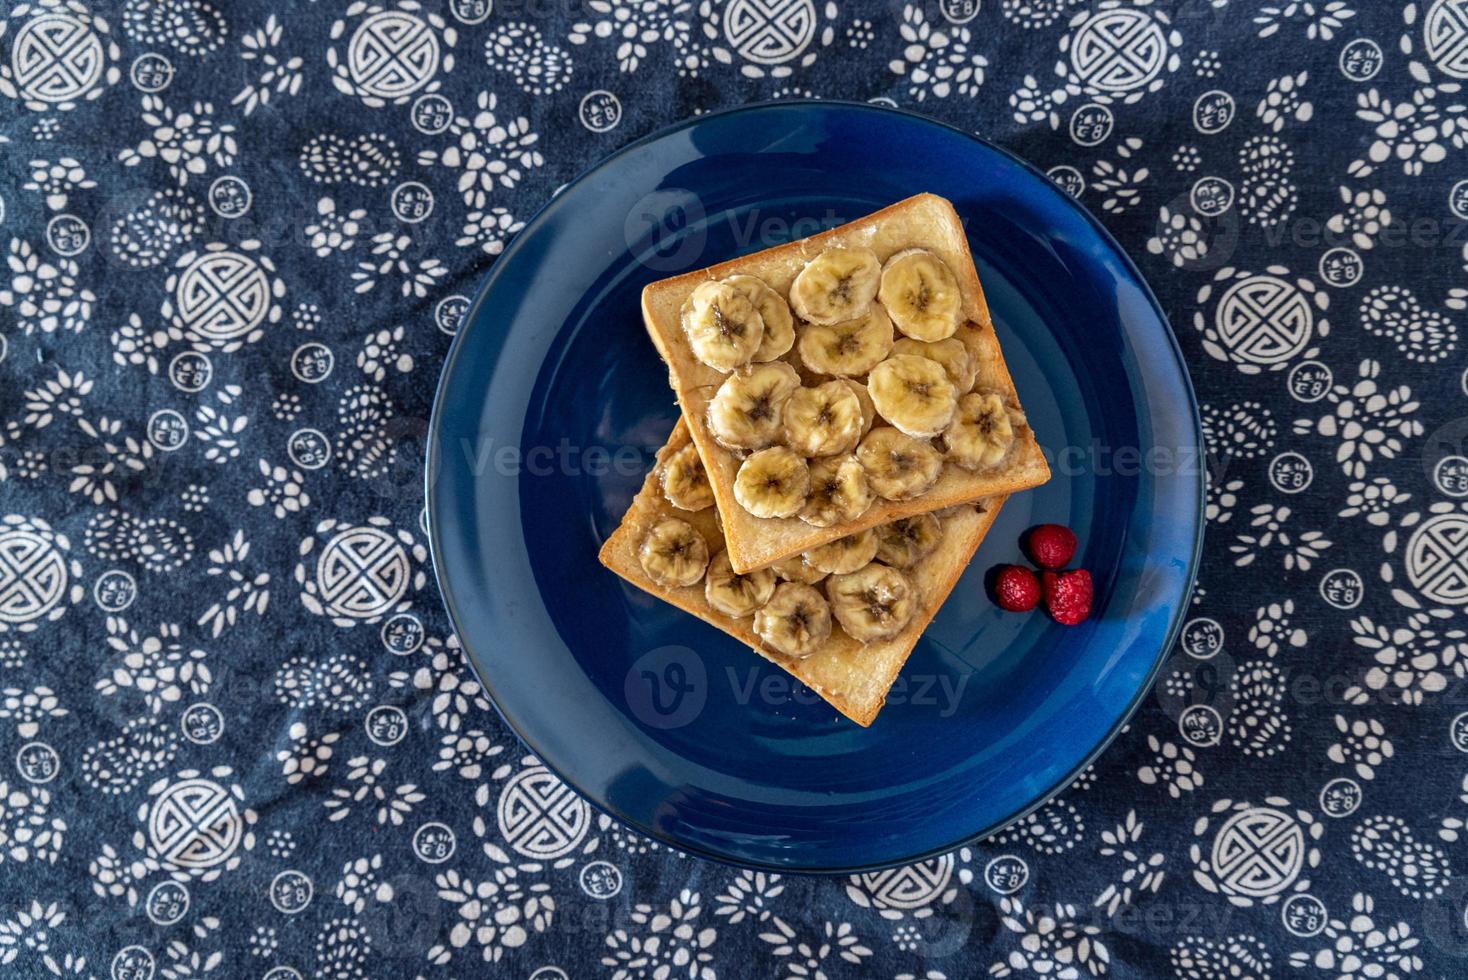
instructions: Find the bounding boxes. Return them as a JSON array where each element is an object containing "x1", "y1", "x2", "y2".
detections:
[{"x1": 427, "y1": 101, "x2": 1203, "y2": 873}]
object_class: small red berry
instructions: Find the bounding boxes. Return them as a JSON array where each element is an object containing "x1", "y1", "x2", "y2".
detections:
[
  {"x1": 994, "y1": 565, "x2": 1041, "y2": 612},
  {"x1": 1026, "y1": 524, "x2": 1078, "y2": 570},
  {"x1": 1043, "y1": 569, "x2": 1093, "y2": 626}
]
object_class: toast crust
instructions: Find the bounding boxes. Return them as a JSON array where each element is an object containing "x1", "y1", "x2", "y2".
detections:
[
  {"x1": 599, "y1": 419, "x2": 1005, "y2": 726},
  {"x1": 640, "y1": 193, "x2": 1047, "y2": 573}
]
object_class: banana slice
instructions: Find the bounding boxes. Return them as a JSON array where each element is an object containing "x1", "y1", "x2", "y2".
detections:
[
  {"x1": 660, "y1": 442, "x2": 715, "y2": 512},
  {"x1": 804, "y1": 529, "x2": 880, "y2": 576},
  {"x1": 840, "y1": 379, "x2": 877, "y2": 435},
  {"x1": 875, "y1": 514, "x2": 943, "y2": 568},
  {"x1": 681, "y1": 280, "x2": 765, "y2": 372},
  {"x1": 754, "y1": 582, "x2": 833, "y2": 658},
  {"x1": 801, "y1": 454, "x2": 873, "y2": 527},
  {"x1": 943, "y1": 390, "x2": 1021, "y2": 471},
  {"x1": 727, "y1": 275, "x2": 795, "y2": 362},
  {"x1": 857, "y1": 427, "x2": 943, "y2": 501},
  {"x1": 704, "y1": 550, "x2": 777, "y2": 618},
  {"x1": 783, "y1": 381, "x2": 864, "y2": 457},
  {"x1": 637, "y1": 517, "x2": 709, "y2": 588},
  {"x1": 827, "y1": 563, "x2": 917, "y2": 642},
  {"x1": 790, "y1": 246, "x2": 882, "y2": 325},
  {"x1": 878, "y1": 248, "x2": 963, "y2": 342},
  {"x1": 796, "y1": 305, "x2": 893, "y2": 378},
  {"x1": 892, "y1": 337, "x2": 976, "y2": 394},
  {"x1": 771, "y1": 554, "x2": 828, "y2": 584},
  {"x1": 707, "y1": 362, "x2": 801, "y2": 451},
  {"x1": 868, "y1": 354, "x2": 958, "y2": 438},
  {"x1": 734, "y1": 446, "x2": 810, "y2": 518}
]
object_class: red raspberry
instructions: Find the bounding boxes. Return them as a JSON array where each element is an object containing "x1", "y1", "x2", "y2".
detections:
[
  {"x1": 1026, "y1": 524, "x2": 1077, "y2": 570},
  {"x1": 994, "y1": 565, "x2": 1041, "y2": 612},
  {"x1": 1042, "y1": 569, "x2": 1093, "y2": 626}
]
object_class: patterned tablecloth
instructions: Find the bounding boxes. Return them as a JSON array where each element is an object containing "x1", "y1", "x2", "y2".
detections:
[{"x1": 2, "y1": 0, "x2": 1467, "y2": 977}]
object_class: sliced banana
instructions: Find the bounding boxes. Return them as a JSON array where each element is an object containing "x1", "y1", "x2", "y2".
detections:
[
  {"x1": 790, "y1": 246, "x2": 882, "y2": 326},
  {"x1": 892, "y1": 337, "x2": 976, "y2": 394},
  {"x1": 857, "y1": 427, "x2": 943, "y2": 501},
  {"x1": 704, "y1": 550, "x2": 777, "y2": 618},
  {"x1": 878, "y1": 248, "x2": 963, "y2": 342},
  {"x1": 637, "y1": 517, "x2": 709, "y2": 588},
  {"x1": 783, "y1": 381, "x2": 864, "y2": 458},
  {"x1": 944, "y1": 390, "x2": 1021, "y2": 471},
  {"x1": 771, "y1": 554, "x2": 828, "y2": 585},
  {"x1": 681, "y1": 280, "x2": 765, "y2": 372},
  {"x1": 875, "y1": 514, "x2": 943, "y2": 568},
  {"x1": 660, "y1": 442, "x2": 715, "y2": 512},
  {"x1": 804, "y1": 529, "x2": 880, "y2": 576},
  {"x1": 827, "y1": 563, "x2": 917, "y2": 642},
  {"x1": 754, "y1": 582, "x2": 833, "y2": 658},
  {"x1": 727, "y1": 275, "x2": 795, "y2": 362},
  {"x1": 796, "y1": 305, "x2": 893, "y2": 378},
  {"x1": 840, "y1": 379, "x2": 877, "y2": 435},
  {"x1": 801, "y1": 454, "x2": 873, "y2": 528},
  {"x1": 707, "y1": 362, "x2": 801, "y2": 451},
  {"x1": 868, "y1": 354, "x2": 958, "y2": 438},
  {"x1": 734, "y1": 446, "x2": 810, "y2": 518}
]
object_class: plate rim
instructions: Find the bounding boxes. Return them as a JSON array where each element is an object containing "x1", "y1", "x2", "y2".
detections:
[{"x1": 425, "y1": 99, "x2": 1206, "y2": 875}]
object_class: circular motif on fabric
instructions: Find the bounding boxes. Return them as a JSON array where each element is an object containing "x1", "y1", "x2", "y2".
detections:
[
  {"x1": 1426, "y1": 0, "x2": 1468, "y2": 78},
  {"x1": 1180, "y1": 618, "x2": 1224, "y2": 659},
  {"x1": 46, "y1": 214, "x2": 89, "y2": 255},
  {"x1": 1191, "y1": 176, "x2": 1234, "y2": 217},
  {"x1": 1193, "y1": 90, "x2": 1235, "y2": 134},
  {"x1": 1281, "y1": 893, "x2": 1328, "y2": 937},
  {"x1": 1319, "y1": 247, "x2": 1363, "y2": 288},
  {"x1": 364, "y1": 705, "x2": 408, "y2": 746},
  {"x1": 130, "y1": 51, "x2": 173, "y2": 91},
  {"x1": 287, "y1": 429, "x2": 331, "y2": 470},
  {"x1": 413, "y1": 822, "x2": 457, "y2": 863},
  {"x1": 13, "y1": 14, "x2": 106, "y2": 104},
  {"x1": 1179, "y1": 704, "x2": 1223, "y2": 747},
  {"x1": 1287, "y1": 361, "x2": 1332, "y2": 402},
  {"x1": 1069, "y1": 103, "x2": 1113, "y2": 146},
  {"x1": 168, "y1": 351, "x2": 212, "y2": 392},
  {"x1": 145, "y1": 880, "x2": 190, "y2": 926},
  {"x1": 1214, "y1": 275, "x2": 1315, "y2": 366},
  {"x1": 270, "y1": 870, "x2": 313, "y2": 914},
  {"x1": 579, "y1": 860, "x2": 623, "y2": 899},
  {"x1": 497, "y1": 766, "x2": 591, "y2": 859},
  {"x1": 849, "y1": 855, "x2": 954, "y2": 911},
  {"x1": 435, "y1": 294, "x2": 469, "y2": 335},
  {"x1": 411, "y1": 92, "x2": 454, "y2": 133},
  {"x1": 93, "y1": 569, "x2": 137, "y2": 612},
  {"x1": 1339, "y1": 38, "x2": 1383, "y2": 81},
  {"x1": 1319, "y1": 568, "x2": 1364, "y2": 610},
  {"x1": 1406, "y1": 513, "x2": 1468, "y2": 605},
  {"x1": 380, "y1": 612, "x2": 424, "y2": 654},
  {"x1": 983, "y1": 855, "x2": 1029, "y2": 894},
  {"x1": 16, "y1": 741, "x2": 59, "y2": 784},
  {"x1": 290, "y1": 342, "x2": 334, "y2": 383},
  {"x1": 579, "y1": 90, "x2": 622, "y2": 133},
  {"x1": 146, "y1": 409, "x2": 189, "y2": 451},
  {"x1": 1268, "y1": 452, "x2": 1313, "y2": 494},
  {"x1": 111, "y1": 946, "x2": 154, "y2": 980},
  {"x1": 1319, "y1": 777, "x2": 1363, "y2": 818},
  {"x1": 171, "y1": 249, "x2": 275, "y2": 343},
  {"x1": 0, "y1": 526, "x2": 71, "y2": 626},
  {"x1": 180, "y1": 703, "x2": 224, "y2": 745},
  {"x1": 207, "y1": 176, "x2": 251, "y2": 219},
  {"x1": 1069, "y1": 8, "x2": 1169, "y2": 94},
  {"x1": 1047, "y1": 165, "x2": 1085, "y2": 198},
  {"x1": 723, "y1": 0, "x2": 817, "y2": 65},
  {"x1": 147, "y1": 777, "x2": 243, "y2": 869},
  {"x1": 347, "y1": 11, "x2": 441, "y2": 100},
  {"x1": 314, "y1": 526, "x2": 411, "y2": 621},
  {"x1": 1194, "y1": 803, "x2": 1318, "y2": 904},
  {"x1": 1437, "y1": 456, "x2": 1468, "y2": 497}
]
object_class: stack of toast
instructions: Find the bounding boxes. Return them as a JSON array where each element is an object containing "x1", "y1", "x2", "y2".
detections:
[{"x1": 599, "y1": 193, "x2": 1050, "y2": 725}]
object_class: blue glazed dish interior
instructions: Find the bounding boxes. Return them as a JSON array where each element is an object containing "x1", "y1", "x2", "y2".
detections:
[{"x1": 427, "y1": 102, "x2": 1203, "y2": 872}]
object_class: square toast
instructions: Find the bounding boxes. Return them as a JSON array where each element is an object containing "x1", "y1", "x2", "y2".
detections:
[
  {"x1": 599, "y1": 418, "x2": 1005, "y2": 726},
  {"x1": 640, "y1": 193, "x2": 1048, "y2": 573}
]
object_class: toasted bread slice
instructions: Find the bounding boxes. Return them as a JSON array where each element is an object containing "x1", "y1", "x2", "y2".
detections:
[
  {"x1": 640, "y1": 192, "x2": 1047, "y2": 573},
  {"x1": 599, "y1": 418, "x2": 1005, "y2": 726}
]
